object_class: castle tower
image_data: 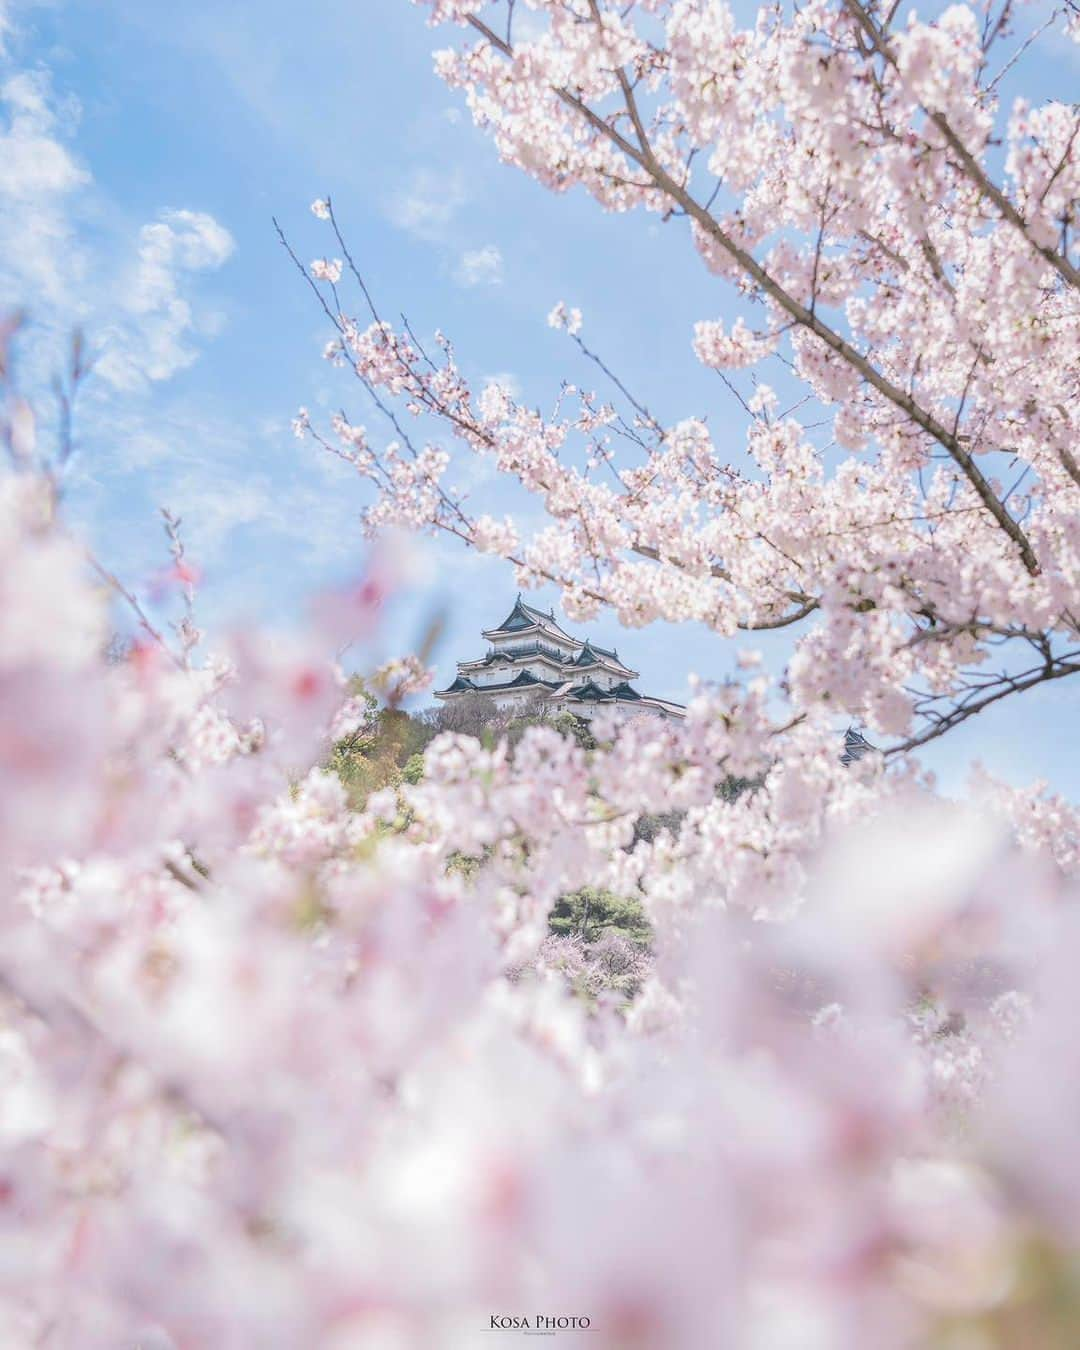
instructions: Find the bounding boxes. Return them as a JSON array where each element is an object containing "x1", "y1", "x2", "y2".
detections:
[{"x1": 434, "y1": 596, "x2": 685, "y2": 721}]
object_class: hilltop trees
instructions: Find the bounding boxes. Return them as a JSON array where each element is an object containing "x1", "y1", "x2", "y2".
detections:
[{"x1": 325, "y1": 689, "x2": 595, "y2": 802}]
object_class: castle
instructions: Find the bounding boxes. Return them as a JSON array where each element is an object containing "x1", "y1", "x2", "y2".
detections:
[{"x1": 434, "y1": 596, "x2": 685, "y2": 722}]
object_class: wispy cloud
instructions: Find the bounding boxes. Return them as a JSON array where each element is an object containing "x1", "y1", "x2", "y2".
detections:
[
  {"x1": 0, "y1": 39, "x2": 257, "y2": 592},
  {"x1": 454, "y1": 243, "x2": 503, "y2": 287},
  {"x1": 150, "y1": 449, "x2": 364, "y2": 576},
  {"x1": 0, "y1": 43, "x2": 236, "y2": 469},
  {"x1": 0, "y1": 56, "x2": 235, "y2": 392},
  {"x1": 96, "y1": 210, "x2": 235, "y2": 391},
  {"x1": 68, "y1": 398, "x2": 366, "y2": 590},
  {"x1": 386, "y1": 167, "x2": 467, "y2": 241},
  {"x1": 0, "y1": 69, "x2": 89, "y2": 304}
]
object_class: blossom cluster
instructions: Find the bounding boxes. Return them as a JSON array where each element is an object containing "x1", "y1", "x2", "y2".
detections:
[
  {"x1": 3, "y1": 0, "x2": 1080, "y2": 1340},
  {"x1": 3, "y1": 448, "x2": 1080, "y2": 1345},
  {"x1": 296, "y1": 0, "x2": 1080, "y2": 754}
]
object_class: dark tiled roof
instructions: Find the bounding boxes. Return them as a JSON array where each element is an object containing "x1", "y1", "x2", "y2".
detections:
[
  {"x1": 498, "y1": 607, "x2": 534, "y2": 632},
  {"x1": 611, "y1": 682, "x2": 642, "y2": 701},
  {"x1": 840, "y1": 727, "x2": 874, "y2": 766},
  {"x1": 564, "y1": 680, "x2": 645, "y2": 705},
  {"x1": 571, "y1": 680, "x2": 607, "y2": 701},
  {"x1": 489, "y1": 595, "x2": 575, "y2": 642},
  {"x1": 562, "y1": 681, "x2": 683, "y2": 710},
  {"x1": 440, "y1": 670, "x2": 564, "y2": 696},
  {"x1": 441, "y1": 675, "x2": 476, "y2": 693},
  {"x1": 572, "y1": 641, "x2": 633, "y2": 672},
  {"x1": 466, "y1": 642, "x2": 568, "y2": 667}
]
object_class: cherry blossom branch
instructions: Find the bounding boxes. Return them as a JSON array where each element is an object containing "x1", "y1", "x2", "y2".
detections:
[
  {"x1": 86, "y1": 553, "x2": 185, "y2": 669},
  {"x1": 841, "y1": 0, "x2": 1080, "y2": 292},
  {"x1": 286, "y1": 213, "x2": 825, "y2": 629},
  {"x1": 985, "y1": 9, "x2": 1061, "y2": 95},
  {"x1": 464, "y1": 11, "x2": 1044, "y2": 579},
  {"x1": 161, "y1": 507, "x2": 201, "y2": 667},
  {"x1": 890, "y1": 649, "x2": 1080, "y2": 754}
]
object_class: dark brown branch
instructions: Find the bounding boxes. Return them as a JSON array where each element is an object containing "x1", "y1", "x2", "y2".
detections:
[
  {"x1": 465, "y1": 13, "x2": 1043, "y2": 578},
  {"x1": 886, "y1": 654, "x2": 1080, "y2": 754}
]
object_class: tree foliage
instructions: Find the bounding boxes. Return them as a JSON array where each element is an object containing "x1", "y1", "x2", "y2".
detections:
[{"x1": 549, "y1": 886, "x2": 651, "y2": 947}]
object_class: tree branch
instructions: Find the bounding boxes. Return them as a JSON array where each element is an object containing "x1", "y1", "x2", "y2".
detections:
[
  {"x1": 840, "y1": 0, "x2": 1080, "y2": 292},
  {"x1": 465, "y1": 12, "x2": 1043, "y2": 578}
]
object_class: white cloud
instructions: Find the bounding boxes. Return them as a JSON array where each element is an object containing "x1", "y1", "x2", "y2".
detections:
[
  {"x1": 0, "y1": 70, "x2": 89, "y2": 302},
  {"x1": 133, "y1": 210, "x2": 235, "y2": 302},
  {"x1": 453, "y1": 243, "x2": 503, "y2": 287},
  {"x1": 164, "y1": 473, "x2": 272, "y2": 557},
  {"x1": 386, "y1": 167, "x2": 467, "y2": 241},
  {"x1": 152, "y1": 453, "x2": 363, "y2": 572},
  {"x1": 95, "y1": 209, "x2": 236, "y2": 391},
  {"x1": 0, "y1": 70, "x2": 83, "y2": 198},
  {"x1": 0, "y1": 57, "x2": 234, "y2": 404},
  {"x1": 0, "y1": 39, "x2": 245, "y2": 597},
  {"x1": 67, "y1": 397, "x2": 366, "y2": 583},
  {"x1": 0, "y1": 14, "x2": 374, "y2": 643}
]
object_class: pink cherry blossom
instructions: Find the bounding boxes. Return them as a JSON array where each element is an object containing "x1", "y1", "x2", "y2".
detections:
[{"x1": 4, "y1": 0, "x2": 1080, "y2": 1339}]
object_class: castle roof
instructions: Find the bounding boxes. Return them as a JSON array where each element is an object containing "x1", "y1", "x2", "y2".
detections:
[
  {"x1": 574, "y1": 642, "x2": 601, "y2": 667},
  {"x1": 561, "y1": 680, "x2": 673, "y2": 708},
  {"x1": 459, "y1": 638, "x2": 637, "y2": 680},
  {"x1": 442, "y1": 674, "x2": 477, "y2": 693},
  {"x1": 436, "y1": 598, "x2": 684, "y2": 718},
  {"x1": 460, "y1": 641, "x2": 571, "y2": 671},
  {"x1": 483, "y1": 595, "x2": 576, "y2": 645},
  {"x1": 840, "y1": 727, "x2": 874, "y2": 765}
]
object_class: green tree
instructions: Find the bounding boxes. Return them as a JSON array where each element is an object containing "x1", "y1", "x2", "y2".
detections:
[
  {"x1": 402, "y1": 752, "x2": 425, "y2": 785},
  {"x1": 327, "y1": 689, "x2": 437, "y2": 808},
  {"x1": 548, "y1": 887, "x2": 651, "y2": 948}
]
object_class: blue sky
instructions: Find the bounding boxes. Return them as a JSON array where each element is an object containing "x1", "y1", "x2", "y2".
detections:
[{"x1": 2, "y1": 0, "x2": 1077, "y2": 796}]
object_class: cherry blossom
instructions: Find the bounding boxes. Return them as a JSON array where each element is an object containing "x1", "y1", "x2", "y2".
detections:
[
  {"x1": 3, "y1": 0, "x2": 1080, "y2": 1339},
  {"x1": 287, "y1": 0, "x2": 1080, "y2": 756},
  {"x1": 310, "y1": 257, "x2": 343, "y2": 283},
  {"x1": 2, "y1": 427, "x2": 1080, "y2": 1341}
]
